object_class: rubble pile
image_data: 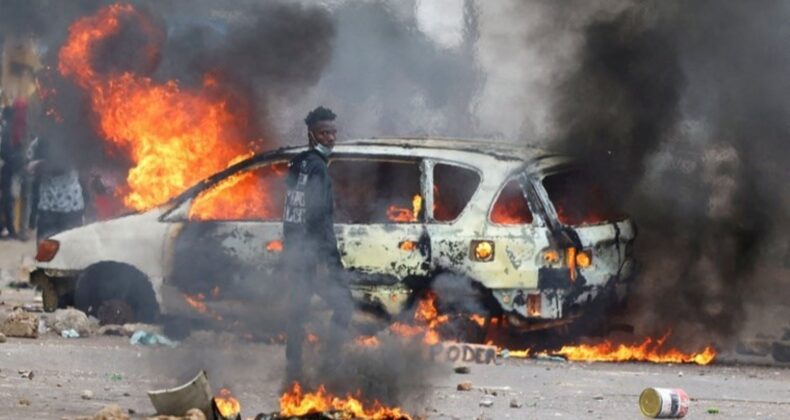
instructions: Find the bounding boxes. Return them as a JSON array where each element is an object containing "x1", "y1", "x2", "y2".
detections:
[{"x1": 1, "y1": 308, "x2": 39, "y2": 338}]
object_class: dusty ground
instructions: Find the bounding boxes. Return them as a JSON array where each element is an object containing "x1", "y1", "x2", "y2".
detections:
[{"x1": 1, "y1": 241, "x2": 789, "y2": 419}]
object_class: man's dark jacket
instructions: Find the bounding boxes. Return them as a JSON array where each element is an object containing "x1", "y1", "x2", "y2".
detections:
[{"x1": 282, "y1": 149, "x2": 340, "y2": 265}]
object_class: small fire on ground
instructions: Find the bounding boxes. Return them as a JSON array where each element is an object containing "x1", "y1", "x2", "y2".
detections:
[
  {"x1": 279, "y1": 382, "x2": 411, "y2": 420},
  {"x1": 214, "y1": 388, "x2": 241, "y2": 418}
]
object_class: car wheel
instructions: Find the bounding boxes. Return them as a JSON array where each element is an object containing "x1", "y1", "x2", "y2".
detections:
[{"x1": 74, "y1": 262, "x2": 160, "y2": 325}]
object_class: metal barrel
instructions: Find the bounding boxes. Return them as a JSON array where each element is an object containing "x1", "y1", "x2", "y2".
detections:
[{"x1": 639, "y1": 387, "x2": 690, "y2": 418}]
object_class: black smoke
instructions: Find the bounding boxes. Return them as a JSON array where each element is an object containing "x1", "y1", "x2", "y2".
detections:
[{"x1": 551, "y1": 0, "x2": 790, "y2": 345}]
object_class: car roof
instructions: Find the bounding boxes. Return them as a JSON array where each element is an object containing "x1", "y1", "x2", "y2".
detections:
[{"x1": 170, "y1": 137, "x2": 573, "y2": 204}]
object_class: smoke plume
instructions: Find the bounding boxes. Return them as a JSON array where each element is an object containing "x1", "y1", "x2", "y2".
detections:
[{"x1": 549, "y1": 0, "x2": 790, "y2": 345}]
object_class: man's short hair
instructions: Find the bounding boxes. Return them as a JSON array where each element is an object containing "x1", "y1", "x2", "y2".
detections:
[{"x1": 304, "y1": 106, "x2": 336, "y2": 128}]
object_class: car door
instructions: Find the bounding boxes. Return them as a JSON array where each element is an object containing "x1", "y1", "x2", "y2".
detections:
[
  {"x1": 329, "y1": 156, "x2": 431, "y2": 288},
  {"x1": 161, "y1": 158, "x2": 290, "y2": 309}
]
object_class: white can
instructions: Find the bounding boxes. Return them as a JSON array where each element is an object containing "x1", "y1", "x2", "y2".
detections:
[{"x1": 639, "y1": 387, "x2": 689, "y2": 418}]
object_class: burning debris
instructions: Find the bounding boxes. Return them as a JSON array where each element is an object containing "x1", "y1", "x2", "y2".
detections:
[{"x1": 264, "y1": 383, "x2": 412, "y2": 420}]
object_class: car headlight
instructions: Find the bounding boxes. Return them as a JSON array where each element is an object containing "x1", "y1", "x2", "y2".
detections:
[{"x1": 36, "y1": 239, "x2": 60, "y2": 262}]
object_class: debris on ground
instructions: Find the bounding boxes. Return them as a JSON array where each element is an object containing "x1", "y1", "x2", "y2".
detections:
[
  {"x1": 148, "y1": 371, "x2": 212, "y2": 418},
  {"x1": 1, "y1": 309, "x2": 39, "y2": 338},
  {"x1": 21, "y1": 303, "x2": 44, "y2": 312},
  {"x1": 509, "y1": 399, "x2": 523, "y2": 408},
  {"x1": 147, "y1": 408, "x2": 207, "y2": 420},
  {"x1": 18, "y1": 369, "x2": 34, "y2": 379},
  {"x1": 131, "y1": 331, "x2": 177, "y2": 347},
  {"x1": 18, "y1": 398, "x2": 31, "y2": 406},
  {"x1": 457, "y1": 381, "x2": 473, "y2": 391},
  {"x1": 62, "y1": 328, "x2": 80, "y2": 338},
  {"x1": 100, "y1": 323, "x2": 162, "y2": 337},
  {"x1": 52, "y1": 308, "x2": 98, "y2": 336},
  {"x1": 82, "y1": 390, "x2": 94, "y2": 400},
  {"x1": 534, "y1": 354, "x2": 567, "y2": 362},
  {"x1": 454, "y1": 366, "x2": 471, "y2": 374},
  {"x1": 479, "y1": 396, "x2": 494, "y2": 407},
  {"x1": 707, "y1": 407, "x2": 720, "y2": 414},
  {"x1": 76, "y1": 404, "x2": 130, "y2": 420}
]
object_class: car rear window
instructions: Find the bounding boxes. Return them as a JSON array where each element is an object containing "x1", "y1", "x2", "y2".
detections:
[
  {"x1": 330, "y1": 158, "x2": 423, "y2": 224},
  {"x1": 189, "y1": 162, "x2": 288, "y2": 221},
  {"x1": 490, "y1": 179, "x2": 533, "y2": 224},
  {"x1": 433, "y1": 163, "x2": 480, "y2": 222},
  {"x1": 542, "y1": 170, "x2": 623, "y2": 226}
]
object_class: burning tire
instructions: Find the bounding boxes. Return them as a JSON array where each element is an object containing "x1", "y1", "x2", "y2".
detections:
[{"x1": 74, "y1": 262, "x2": 160, "y2": 325}]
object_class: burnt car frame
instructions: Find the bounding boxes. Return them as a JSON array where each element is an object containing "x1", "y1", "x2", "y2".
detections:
[{"x1": 30, "y1": 138, "x2": 636, "y2": 331}]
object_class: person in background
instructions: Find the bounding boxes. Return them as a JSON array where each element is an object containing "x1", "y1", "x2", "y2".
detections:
[
  {"x1": 0, "y1": 106, "x2": 19, "y2": 239},
  {"x1": 26, "y1": 136, "x2": 86, "y2": 243}
]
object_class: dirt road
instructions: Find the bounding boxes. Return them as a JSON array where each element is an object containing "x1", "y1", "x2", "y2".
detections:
[{"x1": 1, "y1": 241, "x2": 789, "y2": 419}]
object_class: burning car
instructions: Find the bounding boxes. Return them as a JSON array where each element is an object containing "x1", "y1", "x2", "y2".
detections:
[{"x1": 30, "y1": 138, "x2": 635, "y2": 333}]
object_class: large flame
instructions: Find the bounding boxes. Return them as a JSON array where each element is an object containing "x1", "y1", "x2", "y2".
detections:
[
  {"x1": 59, "y1": 4, "x2": 256, "y2": 212},
  {"x1": 551, "y1": 333, "x2": 716, "y2": 365},
  {"x1": 503, "y1": 332, "x2": 716, "y2": 365},
  {"x1": 280, "y1": 383, "x2": 411, "y2": 420}
]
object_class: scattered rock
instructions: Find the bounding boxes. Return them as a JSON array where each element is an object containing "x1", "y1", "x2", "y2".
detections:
[
  {"x1": 454, "y1": 366, "x2": 471, "y2": 374},
  {"x1": 91, "y1": 404, "x2": 129, "y2": 420},
  {"x1": 0, "y1": 332, "x2": 6, "y2": 343},
  {"x1": 457, "y1": 381, "x2": 473, "y2": 391},
  {"x1": 18, "y1": 369, "x2": 34, "y2": 380},
  {"x1": 479, "y1": 396, "x2": 495, "y2": 408},
  {"x1": 772, "y1": 341, "x2": 790, "y2": 363},
  {"x1": 593, "y1": 395, "x2": 604, "y2": 400},
  {"x1": 52, "y1": 308, "x2": 97, "y2": 336},
  {"x1": 509, "y1": 399, "x2": 523, "y2": 408},
  {"x1": 81, "y1": 390, "x2": 94, "y2": 400},
  {"x1": 1, "y1": 309, "x2": 39, "y2": 338}
]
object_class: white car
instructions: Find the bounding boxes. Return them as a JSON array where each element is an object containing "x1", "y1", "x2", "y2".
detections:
[{"x1": 30, "y1": 138, "x2": 636, "y2": 331}]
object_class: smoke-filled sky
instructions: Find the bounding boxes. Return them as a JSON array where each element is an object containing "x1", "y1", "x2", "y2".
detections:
[{"x1": 1, "y1": 0, "x2": 788, "y2": 347}]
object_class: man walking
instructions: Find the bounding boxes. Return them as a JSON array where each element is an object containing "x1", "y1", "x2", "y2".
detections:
[{"x1": 282, "y1": 106, "x2": 353, "y2": 383}]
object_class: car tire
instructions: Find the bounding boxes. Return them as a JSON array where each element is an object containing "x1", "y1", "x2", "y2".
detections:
[{"x1": 74, "y1": 262, "x2": 160, "y2": 325}]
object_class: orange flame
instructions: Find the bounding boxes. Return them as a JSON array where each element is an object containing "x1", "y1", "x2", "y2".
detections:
[
  {"x1": 183, "y1": 293, "x2": 223, "y2": 321},
  {"x1": 387, "y1": 194, "x2": 422, "y2": 223},
  {"x1": 551, "y1": 333, "x2": 716, "y2": 365},
  {"x1": 355, "y1": 335, "x2": 381, "y2": 347},
  {"x1": 59, "y1": 4, "x2": 256, "y2": 212},
  {"x1": 389, "y1": 291, "x2": 449, "y2": 345},
  {"x1": 266, "y1": 240, "x2": 284, "y2": 253},
  {"x1": 280, "y1": 383, "x2": 412, "y2": 420},
  {"x1": 214, "y1": 388, "x2": 241, "y2": 418},
  {"x1": 184, "y1": 293, "x2": 208, "y2": 313}
]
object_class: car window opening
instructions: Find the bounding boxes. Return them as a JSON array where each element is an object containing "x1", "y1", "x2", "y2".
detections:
[
  {"x1": 433, "y1": 163, "x2": 481, "y2": 222},
  {"x1": 330, "y1": 159, "x2": 422, "y2": 224},
  {"x1": 491, "y1": 179, "x2": 533, "y2": 224},
  {"x1": 188, "y1": 162, "x2": 288, "y2": 221},
  {"x1": 542, "y1": 170, "x2": 624, "y2": 226}
]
